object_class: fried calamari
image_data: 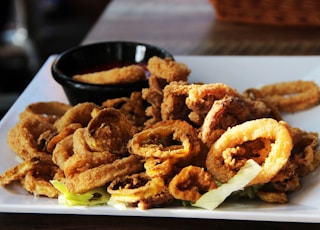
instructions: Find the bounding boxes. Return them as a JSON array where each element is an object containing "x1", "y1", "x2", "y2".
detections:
[
  {"x1": 1, "y1": 57, "x2": 320, "y2": 210},
  {"x1": 244, "y1": 80, "x2": 320, "y2": 113},
  {"x1": 73, "y1": 65, "x2": 146, "y2": 85},
  {"x1": 206, "y1": 118, "x2": 293, "y2": 185},
  {"x1": 147, "y1": 56, "x2": 190, "y2": 82},
  {"x1": 142, "y1": 57, "x2": 191, "y2": 125},
  {"x1": 168, "y1": 166, "x2": 217, "y2": 202}
]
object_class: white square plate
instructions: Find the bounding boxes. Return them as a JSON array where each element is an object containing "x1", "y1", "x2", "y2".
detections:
[{"x1": 0, "y1": 56, "x2": 320, "y2": 222}]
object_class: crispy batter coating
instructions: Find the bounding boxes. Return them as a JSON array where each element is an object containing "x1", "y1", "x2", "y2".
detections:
[
  {"x1": 147, "y1": 56, "x2": 190, "y2": 82},
  {"x1": 206, "y1": 118, "x2": 293, "y2": 185},
  {"x1": 85, "y1": 108, "x2": 138, "y2": 155},
  {"x1": 186, "y1": 83, "x2": 241, "y2": 126},
  {"x1": 64, "y1": 155, "x2": 143, "y2": 194},
  {"x1": 63, "y1": 128, "x2": 118, "y2": 177},
  {"x1": 144, "y1": 157, "x2": 179, "y2": 179},
  {"x1": 290, "y1": 127, "x2": 320, "y2": 176},
  {"x1": 161, "y1": 81, "x2": 190, "y2": 122},
  {"x1": 73, "y1": 65, "x2": 146, "y2": 85},
  {"x1": 54, "y1": 102, "x2": 100, "y2": 132},
  {"x1": 138, "y1": 187, "x2": 174, "y2": 210},
  {"x1": 108, "y1": 172, "x2": 174, "y2": 210},
  {"x1": 143, "y1": 57, "x2": 190, "y2": 126},
  {"x1": 128, "y1": 120, "x2": 201, "y2": 160},
  {"x1": 107, "y1": 173, "x2": 165, "y2": 203},
  {"x1": 21, "y1": 158, "x2": 63, "y2": 198},
  {"x1": 142, "y1": 76, "x2": 171, "y2": 126},
  {"x1": 2, "y1": 56, "x2": 320, "y2": 208},
  {"x1": 47, "y1": 123, "x2": 82, "y2": 153},
  {"x1": 0, "y1": 157, "x2": 40, "y2": 185},
  {"x1": 168, "y1": 166, "x2": 217, "y2": 202},
  {"x1": 257, "y1": 190, "x2": 288, "y2": 204},
  {"x1": 7, "y1": 117, "x2": 56, "y2": 161},
  {"x1": 102, "y1": 92, "x2": 147, "y2": 128},
  {"x1": 20, "y1": 101, "x2": 71, "y2": 123},
  {"x1": 0, "y1": 157, "x2": 63, "y2": 198},
  {"x1": 253, "y1": 80, "x2": 320, "y2": 113},
  {"x1": 200, "y1": 96, "x2": 275, "y2": 146},
  {"x1": 52, "y1": 134, "x2": 74, "y2": 171}
]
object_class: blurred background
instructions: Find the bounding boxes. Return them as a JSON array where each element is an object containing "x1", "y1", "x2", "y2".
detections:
[{"x1": 0, "y1": 0, "x2": 110, "y2": 118}]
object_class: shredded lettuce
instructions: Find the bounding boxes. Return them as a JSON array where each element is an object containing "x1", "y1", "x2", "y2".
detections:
[
  {"x1": 192, "y1": 159, "x2": 262, "y2": 210},
  {"x1": 51, "y1": 180, "x2": 110, "y2": 206}
]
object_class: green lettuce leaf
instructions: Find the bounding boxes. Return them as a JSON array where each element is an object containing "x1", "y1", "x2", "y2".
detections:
[
  {"x1": 51, "y1": 180, "x2": 110, "y2": 206},
  {"x1": 192, "y1": 159, "x2": 262, "y2": 210}
]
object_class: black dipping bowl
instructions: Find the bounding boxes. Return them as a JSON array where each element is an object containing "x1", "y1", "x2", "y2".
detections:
[{"x1": 51, "y1": 41, "x2": 173, "y2": 105}]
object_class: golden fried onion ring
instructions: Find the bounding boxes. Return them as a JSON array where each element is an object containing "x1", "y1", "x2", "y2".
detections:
[
  {"x1": 128, "y1": 120, "x2": 200, "y2": 159},
  {"x1": 206, "y1": 118, "x2": 293, "y2": 185}
]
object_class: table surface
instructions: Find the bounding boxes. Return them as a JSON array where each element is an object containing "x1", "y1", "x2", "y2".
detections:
[
  {"x1": 1, "y1": 0, "x2": 320, "y2": 229},
  {"x1": 83, "y1": 0, "x2": 320, "y2": 55}
]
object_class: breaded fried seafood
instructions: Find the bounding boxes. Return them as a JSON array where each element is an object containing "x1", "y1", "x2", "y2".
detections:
[
  {"x1": 73, "y1": 65, "x2": 146, "y2": 85},
  {"x1": 245, "y1": 80, "x2": 320, "y2": 113},
  {"x1": 168, "y1": 166, "x2": 217, "y2": 202},
  {"x1": 206, "y1": 118, "x2": 293, "y2": 185},
  {"x1": 1, "y1": 56, "x2": 320, "y2": 210}
]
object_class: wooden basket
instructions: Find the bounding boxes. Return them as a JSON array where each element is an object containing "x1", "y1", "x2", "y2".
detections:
[{"x1": 209, "y1": 0, "x2": 320, "y2": 26}]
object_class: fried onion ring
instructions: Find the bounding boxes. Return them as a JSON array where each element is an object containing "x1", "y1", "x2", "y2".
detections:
[
  {"x1": 206, "y1": 118, "x2": 293, "y2": 185},
  {"x1": 168, "y1": 165, "x2": 217, "y2": 202}
]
